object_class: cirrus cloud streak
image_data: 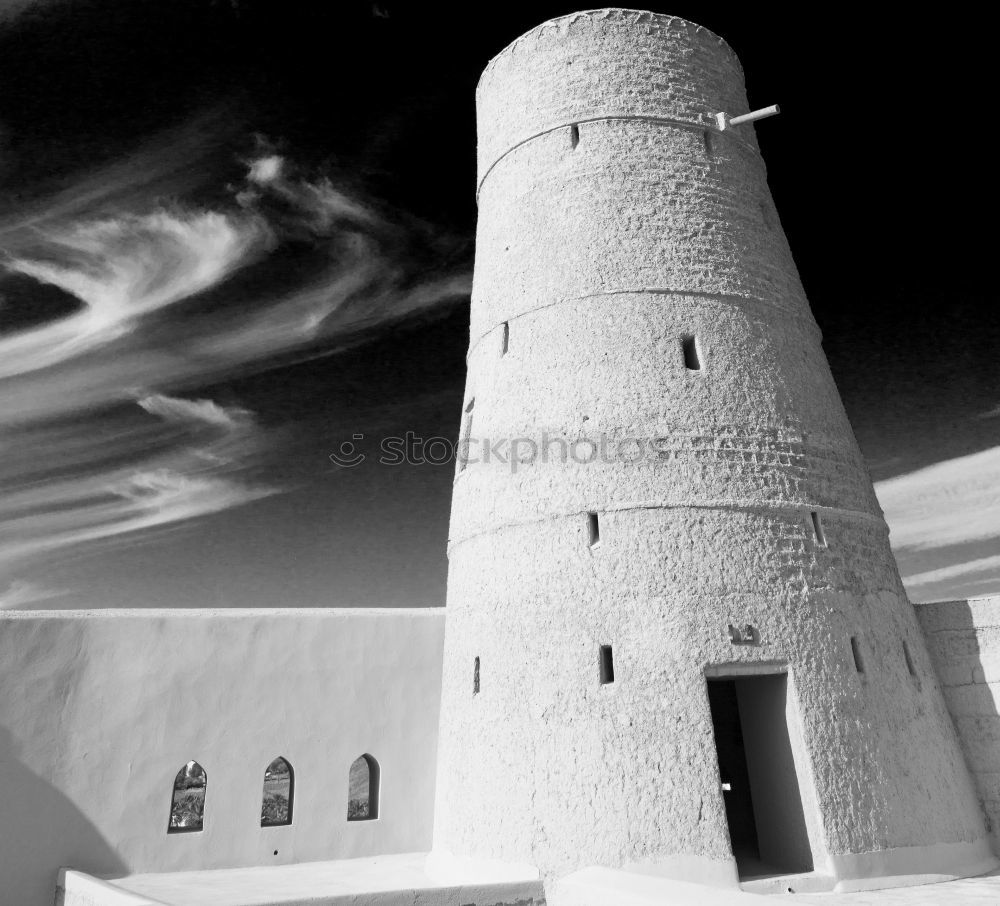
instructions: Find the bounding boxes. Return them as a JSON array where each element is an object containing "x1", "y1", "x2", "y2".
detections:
[
  {"x1": 0, "y1": 132, "x2": 471, "y2": 590},
  {"x1": 875, "y1": 445, "x2": 1000, "y2": 600}
]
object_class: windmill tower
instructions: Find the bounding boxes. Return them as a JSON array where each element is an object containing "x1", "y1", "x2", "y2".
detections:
[{"x1": 433, "y1": 8, "x2": 993, "y2": 890}]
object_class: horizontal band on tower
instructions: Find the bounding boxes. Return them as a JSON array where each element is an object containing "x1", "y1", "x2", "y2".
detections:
[
  {"x1": 466, "y1": 286, "x2": 822, "y2": 362},
  {"x1": 447, "y1": 499, "x2": 887, "y2": 553},
  {"x1": 477, "y1": 112, "x2": 764, "y2": 198}
]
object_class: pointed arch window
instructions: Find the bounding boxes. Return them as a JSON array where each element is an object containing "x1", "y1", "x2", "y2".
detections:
[
  {"x1": 261, "y1": 756, "x2": 294, "y2": 827},
  {"x1": 168, "y1": 761, "x2": 206, "y2": 833},
  {"x1": 347, "y1": 753, "x2": 380, "y2": 821}
]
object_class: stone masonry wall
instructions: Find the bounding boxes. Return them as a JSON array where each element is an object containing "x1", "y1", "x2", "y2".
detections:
[{"x1": 916, "y1": 596, "x2": 1000, "y2": 855}]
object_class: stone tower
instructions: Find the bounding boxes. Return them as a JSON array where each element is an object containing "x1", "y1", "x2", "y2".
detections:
[{"x1": 433, "y1": 8, "x2": 994, "y2": 890}]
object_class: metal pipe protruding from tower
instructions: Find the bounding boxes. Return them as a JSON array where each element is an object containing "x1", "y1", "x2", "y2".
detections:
[{"x1": 715, "y1": 103, "x2": 780, "y2": 130}]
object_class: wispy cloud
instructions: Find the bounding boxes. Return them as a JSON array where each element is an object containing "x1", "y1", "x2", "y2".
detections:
[
  {"x1": 904, "y1": 554, "x2": 1000, "y2": 589},
  {"x1": 137, "y1": 393, "x2": 253, "y2": 432},
  {"x1": 875, "y1": 446, "x2": 1000, "y2": 551},
  {"x1": 2, "y1": 209, "x2": 272, "y2": 378},
  {"x1": 0, "y1": 129, "x2": 470, "y2": 593},
  {"x1": 0, "y1": 580, "x2": 69, "y2": 609},
  {"x1": 0, "y1": 394, "x2": 275, "y2": 570},
  {"x1": 0, "y1": 145, "x2": 469, "y2": 423},
  {"x1": 875, "y1": 446, "x2": 1000, "y2": 598}
]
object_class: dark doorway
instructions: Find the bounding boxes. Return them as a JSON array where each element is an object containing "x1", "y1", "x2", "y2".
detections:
[
  {"x1": 707, "y1": 674, "x2": 813, "y2": 879},
  {"x1": 707, "y1": 680, "x2": 759, "y2": 864}
]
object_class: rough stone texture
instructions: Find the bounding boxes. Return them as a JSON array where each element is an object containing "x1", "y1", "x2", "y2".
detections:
[
  {"x1": 434, "y1": 7, "x2": 990, "y2": 887},
  {"x1": 0, "y1": 608, "x2": 445, "y2": 906},
  {"x1": 916, "y1": 596, "x2": 1000, "y2": 855}
]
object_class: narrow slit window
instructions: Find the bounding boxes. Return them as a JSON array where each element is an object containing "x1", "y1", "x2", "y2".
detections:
[
  {"x1": 811, "y1": 511, "x2": 827, "y2": 547},
  {"x1": 682, "y1": 335, "x2": 701, "y2": 371},
  {"x1": 473, "y1": 656, "x2": 480, "y2": 695},
  {"x1": 587, "y1": 511, "x2": 601, "y2": 548},
  {"x1": 348, "y1": 754, "x2": 380, "y2": 821},
  {"x1": 703, "y1": 129, "x2": 714, "y2": 157},
  {"x1": 458, "y1": 397, "x2": 475, "y2": 473},
  {"x1": 903, "y1": 641, "x2": 917, "y2": 677},
  {"x1": 168, "y1": 761, "x2": 206, "y2": 834},
  {"x1": 569, "y1": 123, "x2": 580, "y2": 150},
  {"x1": 760, "y1": 200, "x2": 775, "y2": 230},
  {"x1": 261, "y1": 757, "x2": 294, "y2": 827},
  {"x1": 850, "y1": 636, "x2": 865, "y2": 674},
  {"x1": 501, "y1": 321, "x2": 509, "y2": 356},
  {"x1": 599, "y1": 645, "x2": 615, "y2": 685}
]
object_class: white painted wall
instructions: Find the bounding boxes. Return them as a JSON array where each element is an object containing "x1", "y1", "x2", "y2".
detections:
[{"x1": 0, "y1": 608, "x2": 445, "y2": 906}]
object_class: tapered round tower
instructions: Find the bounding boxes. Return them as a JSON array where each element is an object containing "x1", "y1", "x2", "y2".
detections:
[{"x1": 433, "y1": 8, "x2": 993, "y2": 890}]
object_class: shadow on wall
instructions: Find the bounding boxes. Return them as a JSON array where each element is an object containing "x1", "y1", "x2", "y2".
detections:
[
  {"x1": 916, "y1": 598, "x2": 1000, "y2": 855},
  {"x1": 0, "y1": 726, "x2": 127, "y2": 906}
]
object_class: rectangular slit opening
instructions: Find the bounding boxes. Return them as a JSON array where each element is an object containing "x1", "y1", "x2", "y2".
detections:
[
  {"x1": 810, "y1": 511, "x2": 827, "y2": 547},
  {"x1": 473, "y1": 656, "x2": 480, "y2": 694},
  {"x1": 458, "y1": 397, "x2": 475, "y2": 473},
  {"x1": 760, "y1": 199, "x2": 775, "y2": 230},
  {"x1": 599, "y1": 645, "x2": 614, "y2": 685},
  {"x1": 587, "y1": 511, "x2": 600, "y2": 548},
  {"x1": 501, "y1": 321, "x2": 509, "y2": 356},
  {"x1": 903, "y1": 641, "x2": 916, "y2": 677},
  {"x1": 850, "y1": 636, "x2": 865, "y2": 674},
  {"x1": 569, "y1": 123, "x2": 580, "y2": 149},
  {"x1": 682, "y1": 335, "x2": 701, "y2": 371}
]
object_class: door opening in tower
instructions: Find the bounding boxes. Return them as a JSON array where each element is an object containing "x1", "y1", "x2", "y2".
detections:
[{"x1": 707, "y1": 673, "x2": 813, "y2": 880}]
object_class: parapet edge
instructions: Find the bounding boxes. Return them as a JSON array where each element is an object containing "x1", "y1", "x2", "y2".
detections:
[
  {"x1": 912, "y1": 595, "x2": 1000, "y2": 607},
  {"x1": 476, "y1": 8, "x2": 743, "y2": 96},
  {"x1": 0, "y1": 606, "x2": 447, "y2": 620}
]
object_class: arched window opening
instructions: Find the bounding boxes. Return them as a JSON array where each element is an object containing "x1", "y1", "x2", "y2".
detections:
[
  {"x1": 168, "y1": 761, "x2": 206, "y2": 834},
  {"x1": 348, "y1": 753, "x2": 380, "y2": 821},
  {"x1": 261, "y1": 756, "x2": 294, "y2": 827}
]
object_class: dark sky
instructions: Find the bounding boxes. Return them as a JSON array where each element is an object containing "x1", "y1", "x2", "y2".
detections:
[{"x1": 0, "y1": 0, "x2": 996, "y2": 609}]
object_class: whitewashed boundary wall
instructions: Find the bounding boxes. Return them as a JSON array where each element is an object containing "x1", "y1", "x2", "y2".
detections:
[{"x1": 0, "y1": 608, "x2": 445, "y2": 906}]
